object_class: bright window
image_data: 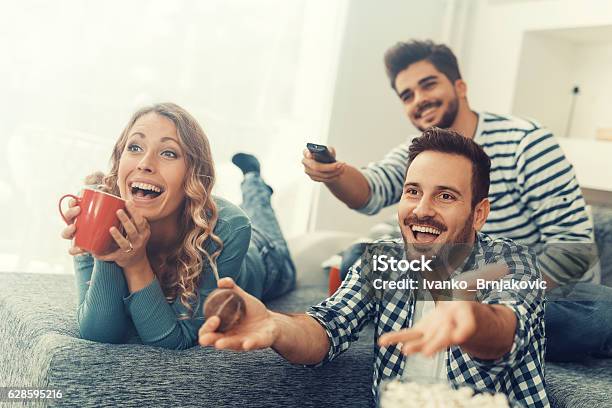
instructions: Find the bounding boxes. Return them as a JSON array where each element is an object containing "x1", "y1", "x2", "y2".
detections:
[{"x1": 0, "y1": 0, "x2": 347, "y2": 274}]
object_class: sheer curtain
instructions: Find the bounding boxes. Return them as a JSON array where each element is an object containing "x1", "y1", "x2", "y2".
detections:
[{"x1": 0, "y1": 0, "x2": 348, "y2": 274}]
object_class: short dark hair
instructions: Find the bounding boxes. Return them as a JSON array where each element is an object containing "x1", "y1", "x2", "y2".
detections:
[
  {"x1": 407, "y1": 127, "x2": 490, "y2": 207},
  {"x1": 384, "y1": 40, "x2": 462, "y2": 92}
]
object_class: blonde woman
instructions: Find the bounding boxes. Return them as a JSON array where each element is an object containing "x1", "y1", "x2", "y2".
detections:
[{"x1": 60, "y1": 103, "x2": 295, "y2": 349}]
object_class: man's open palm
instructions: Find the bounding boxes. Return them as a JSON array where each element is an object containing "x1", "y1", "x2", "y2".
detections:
[{"x1": 378, "y1": 301, "x2": 477, "y2": 357}]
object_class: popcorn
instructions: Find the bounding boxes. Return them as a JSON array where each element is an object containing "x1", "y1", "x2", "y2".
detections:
[{"x1": 380, "y1": 380, "x2": 510, "y2": 408}]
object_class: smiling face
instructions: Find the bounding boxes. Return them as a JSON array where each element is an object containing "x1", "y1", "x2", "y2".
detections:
[
  {"x1": 117, "y1": 112, "x2": 187, "y2": 223},
  {"x1": 395, "y1": 60, "x2": 466, "y2": 132},
  {"x1": 398, "y1": 150, "x2": 489, "y2": 258}
]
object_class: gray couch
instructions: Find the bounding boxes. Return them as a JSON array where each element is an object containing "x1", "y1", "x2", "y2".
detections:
[{"x1": 1, "y1": 209, "x2": 611, "y2": 408}]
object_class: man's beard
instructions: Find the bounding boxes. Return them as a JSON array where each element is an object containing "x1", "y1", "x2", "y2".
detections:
[
  {"x1": 403, "y1": 211, "x2": 475, "y2": 268},
  {"x1": 414, "y1": 94, "x2": 460, "y2": 132}
]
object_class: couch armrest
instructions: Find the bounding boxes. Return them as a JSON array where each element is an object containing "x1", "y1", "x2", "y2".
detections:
[{"x1": 287, "y1": 231, "x2": 360, "y2": 286}]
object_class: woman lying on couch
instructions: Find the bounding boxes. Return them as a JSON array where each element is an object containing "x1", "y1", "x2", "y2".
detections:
[{"x1": 60, "y1": 102, "x2": 295, "y2": 349}]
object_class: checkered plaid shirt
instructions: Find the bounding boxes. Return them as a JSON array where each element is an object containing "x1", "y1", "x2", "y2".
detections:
[{"x1": 307, "y1": 232, "x2": 549, "y2": 407}]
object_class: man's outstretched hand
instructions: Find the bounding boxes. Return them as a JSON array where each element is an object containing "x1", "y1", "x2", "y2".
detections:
[
  {"x1": 378, "y1": 301, "x2": 478, "y2": 357},
  {"x1": 377, "y1": 300, "x2": 516, "y2": 360},
  {"x1": 198, "y1": 278, "x2": 279, "y2": 351}
]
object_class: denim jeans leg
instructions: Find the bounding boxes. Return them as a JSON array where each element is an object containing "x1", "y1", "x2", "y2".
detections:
[
  {"x1": 239, "y1": 173, "x2": 296, "y2": 300},
  {"x1": 340, "y1": 243, "x2": 368, "y2": 280},
  {"x1": 545, "y1": 282, "x2": 612, "y2": 361}
]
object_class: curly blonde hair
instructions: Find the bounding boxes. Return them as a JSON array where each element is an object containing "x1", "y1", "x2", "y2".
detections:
[{"x1": 91, "y1": 103, "x2": 223, "y2": 319}]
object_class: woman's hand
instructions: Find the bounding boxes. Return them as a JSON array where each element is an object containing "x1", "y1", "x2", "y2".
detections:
[
  {"x1": 94, "y1": 201, "x2": 151, "y2": 269},
  {"x1": 60, "y1": 198, "x2": 87, "y2": 256}
]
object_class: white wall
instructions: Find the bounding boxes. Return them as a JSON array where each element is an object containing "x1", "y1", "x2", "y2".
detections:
[
  {"x1": 460, "y1": 0, "x2": 612, "y2": 116},
  {"x1": 559, "y1": 139, "x2": 612, "y2": 191},
  {"x1": 458, "y1": 0, "x2": 612, "y2": 192},
  {"x1": 313, "y1": 0, "x2": 449, "y2": 234},
  {"x1": 572, "y1": 41, "x2": 612, "y2": 139},
  {"x1": 511, "y1": 28, "x2": 612, "y2": 190},
  {"x1": 513, "y1": 26, "x2": 612, "y2": 141},
  {"x1": 512, "y1": 32, "x2": 576, "y2": 138}
]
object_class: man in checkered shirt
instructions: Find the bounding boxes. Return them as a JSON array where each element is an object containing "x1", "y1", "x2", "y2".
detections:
[{"x1": 199, "y1": 128, "x2": 548, "y2": 407}]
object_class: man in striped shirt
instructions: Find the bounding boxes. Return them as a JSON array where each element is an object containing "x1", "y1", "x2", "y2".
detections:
[{"x1": 302, "y1": 39, "x2": 612, "y2": 361}]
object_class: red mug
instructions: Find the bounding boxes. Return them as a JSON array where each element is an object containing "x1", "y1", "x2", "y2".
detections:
[{"x1": 59, "y1": 188, "x2": 126, "y2": 255}]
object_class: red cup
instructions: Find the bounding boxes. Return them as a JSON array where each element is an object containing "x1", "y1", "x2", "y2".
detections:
[{"x1": 59, "y1": 188, "x2": 126, "y2": 255}]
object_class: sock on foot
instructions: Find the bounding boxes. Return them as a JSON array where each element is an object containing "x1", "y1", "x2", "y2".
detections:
[
  {"x1": 232, "y1": 153, "x2": 260, "y2": 175},
  {"x1": 232, "y1": 153, "x2": 274, "y2": 194}
]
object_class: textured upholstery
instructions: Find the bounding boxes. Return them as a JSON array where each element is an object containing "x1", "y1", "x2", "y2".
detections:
[
  {"x1": 1, "y1": 207, "x2": 611, "y2": 407},
  {"x1": 0, "y1": 273, "x2": 374, "y2": 408},
  {"x1": 546, "y1": 358, "x2": 612, "y2": 408}
]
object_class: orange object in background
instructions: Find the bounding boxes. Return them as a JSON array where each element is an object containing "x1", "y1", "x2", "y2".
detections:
[{"x1": 328, "y1": 266, "x2": 342, "y2": 296}]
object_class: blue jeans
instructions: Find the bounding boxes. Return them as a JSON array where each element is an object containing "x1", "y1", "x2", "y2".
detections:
[
  {"x1": 340, "y1": 243, "x2": 612, "y2": 361},
  {"x1": 340, "y1": 242, "x2": 368, "y2": 280},
  {"x1": 545, "y1": 282, "x2": 612, "y2": 361},
  {"x1": 240, "y1": 173, "x2": 296, "y2": 301}
]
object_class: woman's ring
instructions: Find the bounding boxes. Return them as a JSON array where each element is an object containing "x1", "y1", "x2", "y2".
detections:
[{"x1": 124, "y1": 241, "x2": 134, "y2": 253}]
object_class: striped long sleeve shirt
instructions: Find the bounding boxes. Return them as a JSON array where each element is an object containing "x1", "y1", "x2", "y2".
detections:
[{"x1": 358, "y1": 111, "x2": 598, "y2": 285}]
